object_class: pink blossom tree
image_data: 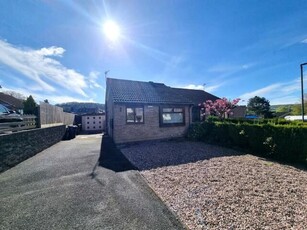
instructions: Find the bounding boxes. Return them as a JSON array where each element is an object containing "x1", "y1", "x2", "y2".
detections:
[{"x1": 199, "y1": 98, "x2": 240, "y2": 120}]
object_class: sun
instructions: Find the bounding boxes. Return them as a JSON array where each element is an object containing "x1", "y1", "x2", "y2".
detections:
[{"x1": 103, "y1": 20, "x2": 121, "y2": 42}]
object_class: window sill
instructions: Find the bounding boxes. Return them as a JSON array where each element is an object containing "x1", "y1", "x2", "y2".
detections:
[
  {"x1": 160, "y1": 123, "x2": 185, "y2": 127},
  {"x1": 126, "y1": 122, "x2": 144, "y2": 125}
]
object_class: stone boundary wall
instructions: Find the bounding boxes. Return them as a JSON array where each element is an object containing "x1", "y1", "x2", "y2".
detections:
[{"x1": 0, "y1": 125, "x2": 66, "y2": 173}]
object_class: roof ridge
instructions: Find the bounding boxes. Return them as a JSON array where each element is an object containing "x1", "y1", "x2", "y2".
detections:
[
  {"x1": 171, "y1": 87, "x2": 205, "y2": 92},
  {"x1": 107, "y1": 77, "x2": 165, "y2": 85}
]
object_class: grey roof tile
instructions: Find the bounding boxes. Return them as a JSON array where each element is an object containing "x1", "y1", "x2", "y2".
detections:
[
  {"x1": 171, "y1": 88, "x2": 220, "y2": 105},
  {"x1": 0, "y1": 92, "x2": 24, "y2": 109},
  {"x1": 107, "y1": 78, "x2": 219, "y2": 105}
]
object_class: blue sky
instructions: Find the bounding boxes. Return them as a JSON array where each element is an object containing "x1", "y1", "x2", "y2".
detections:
[{"x1": 0, "y1": 0, "x2": 306, "y2": 105}]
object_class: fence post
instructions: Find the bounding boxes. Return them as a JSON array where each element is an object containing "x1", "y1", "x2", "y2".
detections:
[{"x1": 37, "y1": 105, "x2": 41, "y2": 128}]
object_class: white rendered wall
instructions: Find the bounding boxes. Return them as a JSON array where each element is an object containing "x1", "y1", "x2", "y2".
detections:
[{"x1": 82, "y1": 115, "x2": 105, "y2": 131}]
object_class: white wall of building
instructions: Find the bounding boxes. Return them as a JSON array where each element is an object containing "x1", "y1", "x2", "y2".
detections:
[
  {"x1": 82, "y1": 114, "x2": 105, "y2": 131},
  {"x1": 284, "y1": 115, "x2": 307, "y2": 121}
]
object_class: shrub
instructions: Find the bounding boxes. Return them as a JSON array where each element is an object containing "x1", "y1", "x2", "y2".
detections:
[{"x1": 187, "y1": 121, "x2": 307, "y2": 165}]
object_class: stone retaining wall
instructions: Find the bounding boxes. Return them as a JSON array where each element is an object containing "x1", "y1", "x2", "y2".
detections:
[{"x1": 0, "y1": 125, "x2": 66, "y2": 172}]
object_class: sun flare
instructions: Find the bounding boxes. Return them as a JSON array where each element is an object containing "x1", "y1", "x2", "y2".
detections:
[{"x1": 103, "y1": 20, "x2": 121, "y2": 42}]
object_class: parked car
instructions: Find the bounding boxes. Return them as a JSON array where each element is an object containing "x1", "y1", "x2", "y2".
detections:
[{"x1": 0, "y1": 104, "x2": 23, "y2": 123}]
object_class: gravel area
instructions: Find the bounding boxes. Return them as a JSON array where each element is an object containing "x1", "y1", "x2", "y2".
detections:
[
  {"x1": 120, "y1": 140, "x2": 307, "y2": 229},
  {"x1": 119, "y1": 140, "x2": 241, "y2": 171}
]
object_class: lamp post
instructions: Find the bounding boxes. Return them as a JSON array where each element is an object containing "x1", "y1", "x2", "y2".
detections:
[{"x1": 301, "y1": 63, "x2": 307, "y2": 122}]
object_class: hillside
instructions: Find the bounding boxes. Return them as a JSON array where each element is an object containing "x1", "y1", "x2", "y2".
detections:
[
  {"x1": 270, "y1": 104, "x2": 294, "y2": 111},
  {"x1": 56, "y1": 102, "x2": 105, "y2": 115}
]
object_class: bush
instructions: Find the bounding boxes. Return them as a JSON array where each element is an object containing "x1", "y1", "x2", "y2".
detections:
[
  {"x1": 220, "y1": 117, "x2": 306, "y2": 126},
  {"x1": 187, "y1": 121, "x2": 307, "y2": 165}
]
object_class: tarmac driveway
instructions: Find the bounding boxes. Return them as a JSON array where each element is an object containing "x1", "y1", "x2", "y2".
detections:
[{"x1": 0, "y1": 134, "x2": 183, "y2": 230}]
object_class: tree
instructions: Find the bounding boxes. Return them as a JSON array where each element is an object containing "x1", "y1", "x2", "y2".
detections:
[
  {"x1": 3, "y1": 90, "x2": 26, "y2": 100},
  {"x1": 291, "y1": 104, "x2": 301, "y2": 115},
  {"x1": 44, "y1": 99, "x2": 49, "y2": 104},
  {"x1": 275, "y1": 105, "x2": 291, "y2": 113},
  {"x1": 200, "y1": 97, "x2": 240, "y2": 120},
  {"x1": 247, "y1": 96, "x2": 271, "y2": 118},
  {"x1": 23, "y1": 95, "x2": 37, "y2": 114},
  {"x1": 290, "y1": 94, "x2": 307, "y2": 115}
]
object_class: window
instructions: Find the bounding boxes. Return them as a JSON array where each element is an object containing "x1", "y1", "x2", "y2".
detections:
[
  {"x1": 99, "y1": 117, "x2": 101, "y2": 119},
  {"x1": 87, "y1": 122, "x2": 89, "y2": 124},
  {"x1": 160, "y1": 107, "x2": 185, "y2": 126},
  {"x1": 99, "y1": 121, "x2": 101, "y2": 124},
  {"x1": 192, "y1": 106, "x2": 201, "y2": 122},
  {"x1": 93, "y1": 126, "x2": 95, "y2": 129},
  {"x1": 93, "y1": 122, "x2": 95, "y2": 124},
  {"x1": 87, "y1": 117, "x2": 89, "y2": 119},
  {"x1": 126, "y1": 106, "x2": 144, "y2": 123},
  {"x1": 93, "y1": 117, "x2": 95, "y2": 119},
  {"x1": 87, "y1": 126, "x2": 89, "y2": 129},
  {"x1": 99, "y1": 126, "x2": 101, "y2": 128}
]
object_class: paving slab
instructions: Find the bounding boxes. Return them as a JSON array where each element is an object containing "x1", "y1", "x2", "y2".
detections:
[{"x1": 0, "y1": 134, "x2": 184, "y2": 230}]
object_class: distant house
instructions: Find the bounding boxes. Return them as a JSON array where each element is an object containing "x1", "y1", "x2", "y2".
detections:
[
  {"x1": 284, "y1": 115, "x2": 307, "y2": 121},
  {"x1": 81, "y1": 113, "x2": 105, "y2": 133},
  {"x1": 0, "y1": 92, "x2": 24, "y2": 114},
  {"x1": 229, "y1": 106, "x2": 247, "y2": 118},
  {"x1": 105, "y1": 78, "x2": 219, "y2": 143}
]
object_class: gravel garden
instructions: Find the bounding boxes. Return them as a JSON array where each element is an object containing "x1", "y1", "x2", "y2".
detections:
[{"x1": 120, "y1": 140, "x2": 307, "y2": 229}]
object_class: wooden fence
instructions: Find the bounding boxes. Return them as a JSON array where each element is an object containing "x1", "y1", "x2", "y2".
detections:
[
  {"x1": 0, "y1": 115, "x2": 37, "y2": 134},
  {"x1": 0, "y1": 103, "x2": 75, "y2": 134},
  {"x1": 39, "y1": 102, "x2": 75, "y2": 127}
]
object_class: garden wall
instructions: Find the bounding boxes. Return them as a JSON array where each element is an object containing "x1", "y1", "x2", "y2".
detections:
[{"x1": 0, "y1": 125, "x2": 66, "y2": 172}]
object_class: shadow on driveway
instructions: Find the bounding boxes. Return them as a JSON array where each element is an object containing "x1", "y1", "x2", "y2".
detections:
[
  {"x1": 98, "y1": 135, "x2": 137, "y2": 172},
  {"x1": 119, "y1": 138, "x2": 244, "y2": 171}
]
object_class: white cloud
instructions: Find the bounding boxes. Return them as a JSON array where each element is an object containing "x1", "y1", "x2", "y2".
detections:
[
  {"x1": 45, "y1": 95, "x2": 91, "y2": 104},
  {"x1": 239, "y1": 78, "x2": 304, "y2": 105},
  {"x1": 88, "y1": 71, "x2": 103, "y2": 89},
  {"x1": 269, "y1": 95, "x2": 300, "y2": 105},
  {"x1": 239, "y1": 83, "x2": 282, "y2": 99},
  {"x1": 301, "y1": 38, "x2": 307, "y2": 43},
  {"x1": 1, "y1": 85, "x2": 89, "y2": 104},
  {"x1": 179, "y1": 83, "x2": 222, "y2": 93},
  {"x1": 0, "y1": 40, "x2": 88, "y2": 97},
  {"x1": 35, "y1": 46, "x2": 65, "y2": 57},
  {"x1": 204, "y1": 84, "x2": 223, "y2": 93},
  {"x1": 183, "y1": 84, "x2": 205, "y2": 90}
]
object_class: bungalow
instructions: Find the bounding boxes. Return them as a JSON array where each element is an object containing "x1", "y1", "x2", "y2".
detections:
[{"x1": 105, "y1": 78, "x2": 219, "y2": 143}]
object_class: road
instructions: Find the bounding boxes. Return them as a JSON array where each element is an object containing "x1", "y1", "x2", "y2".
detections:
[{"x1": 0, "y1": 134, "x2": 184, "y2": 230}]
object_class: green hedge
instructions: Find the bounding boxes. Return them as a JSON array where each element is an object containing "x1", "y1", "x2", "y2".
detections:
[{"x1": 187, "y1": 121, "x2": 307, "y2": 165}]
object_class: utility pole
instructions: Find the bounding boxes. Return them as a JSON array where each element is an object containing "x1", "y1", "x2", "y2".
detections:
[
  {"x1": 300, "y1": 63, "x2": 307, "y2": 122},
  {"x1": 104, "y1": 70, "x2": 110, "y2": 135}
]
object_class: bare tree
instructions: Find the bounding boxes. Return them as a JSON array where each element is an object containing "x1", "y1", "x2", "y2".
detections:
[{"x1": 3, "y1": 90, "x2": 26, "y2": 100}]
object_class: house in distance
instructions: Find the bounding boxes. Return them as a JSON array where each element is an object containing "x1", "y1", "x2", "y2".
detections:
[{"x1": 81, "y1": 113, "x2": 105, "y2": 133}]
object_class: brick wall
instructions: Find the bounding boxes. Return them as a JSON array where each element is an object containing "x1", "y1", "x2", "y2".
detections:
[
  {"x1": 106, "y1": 95, "x2": 114, "y2": 137},
  {"x1": 113, "y1": 104, "x2": 191, "y2": 143},
  {"x1": 0, "y1": 125, "x2": 66, "y2": 172}
]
